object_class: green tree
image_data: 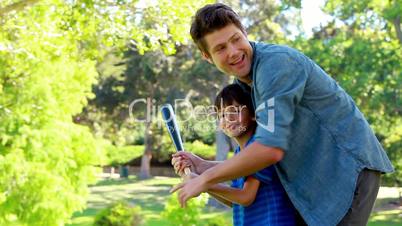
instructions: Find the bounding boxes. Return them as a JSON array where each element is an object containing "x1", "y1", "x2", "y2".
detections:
[
  {"x1": 73, "y1": 0, "x2": 215, "y2": 180},
  {"x1": 292, "y1": 0, "x2": 401, "y2": 185},
  {"x1": 0, "y1": 6, "x2": 101, "y2": 226},
  {"x1": 0, "y1": 0, "x2": 207, "y2": 225}
]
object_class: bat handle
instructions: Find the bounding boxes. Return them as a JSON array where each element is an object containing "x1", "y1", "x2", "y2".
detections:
[
  {"x1": 183, "y1": 167, "x2": 191, "y2": 176},
  {"x1": 180, "y1": 167, "x2": 191, "y2": 180}
]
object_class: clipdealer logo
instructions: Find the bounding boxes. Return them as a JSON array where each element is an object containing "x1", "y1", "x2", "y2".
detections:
[
  {"x1": 128, "y1": 97, "x2": 276, "y2": 133},
  {"x1": 128, "y1": 98, "x2": 218, "y2": 133},
  {"x1": 128, "y1": 98, "x2": 217, "y2": 123},
  {"x1": 255, "y1": 97, "x2": 275, "y2": 133}
]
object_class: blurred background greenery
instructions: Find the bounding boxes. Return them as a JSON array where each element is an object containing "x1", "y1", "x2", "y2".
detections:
[{"x1": 0, "y1": 0, "x2": 400, "y2": 225}]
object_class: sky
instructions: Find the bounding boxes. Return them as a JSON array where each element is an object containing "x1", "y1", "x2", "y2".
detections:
[
  {"x1": 300, "y1": 0, "x2": 333, "y2": 37},
  {"x1": 136, "y1": 0, "x2": 333, "y2": 38}
]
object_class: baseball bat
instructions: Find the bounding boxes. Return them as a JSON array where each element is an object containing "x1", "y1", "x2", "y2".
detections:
[{"x1": 160, "y1": 104, "x2": 191, "y2": 176}]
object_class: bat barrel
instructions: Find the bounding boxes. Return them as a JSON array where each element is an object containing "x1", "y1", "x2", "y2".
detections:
[{"x1": 160, "y1": 104, "x2": 184, "y2": 151}]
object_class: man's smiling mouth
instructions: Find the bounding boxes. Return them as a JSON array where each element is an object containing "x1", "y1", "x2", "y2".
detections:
[{"x1": 230, "y1": 54, "x2": 245, "y2": 66}]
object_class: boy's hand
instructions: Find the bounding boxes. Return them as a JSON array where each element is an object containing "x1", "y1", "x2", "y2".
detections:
[{"x1": 171, "y1": 151, "x2": 205, "y2": 175}]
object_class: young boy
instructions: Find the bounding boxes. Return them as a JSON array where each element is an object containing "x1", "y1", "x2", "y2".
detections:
[{"x1": 173, "y1": 84, "x2": 296, "y2": 226}]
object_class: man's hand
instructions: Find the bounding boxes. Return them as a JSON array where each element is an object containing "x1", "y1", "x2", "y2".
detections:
[
  {"x1": 171, "y1": 151, "x2": 205, "y2": 175},
  {"x1": 170, "y1": 174, "x2": 210, "y2": 208}
]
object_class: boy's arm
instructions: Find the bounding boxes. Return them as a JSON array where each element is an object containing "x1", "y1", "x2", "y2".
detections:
[
  {"x1": 198, "y1": 161, "x2": 221, "y2": 174},
  {"x1": 208, "y1": 176, "x2": 260, "y2": 207},
  {"x1": 207, "y1": 192, "x2": 233, "y2": 207}
]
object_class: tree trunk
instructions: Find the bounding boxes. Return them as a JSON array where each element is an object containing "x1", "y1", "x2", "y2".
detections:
[
  {"x1": 215, "y1": 129, "x2": 235, "y2": 161},
  {"x1": 207, "y1": 129, "x2": 235, "y2": 209},
  {"x1": 139, "y1": 120, "x2": 153, "y2": 179},
  {"x1": 207, "y1": 80, "x2": 235, "y2": 208},
  {"x1": 393, "y1": 16, "x2": 402, "y2": 45}
]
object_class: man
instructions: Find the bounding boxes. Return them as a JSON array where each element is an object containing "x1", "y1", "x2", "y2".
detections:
[{"x1": 171, "y1": 3, "x2": 393, "y2": 226}]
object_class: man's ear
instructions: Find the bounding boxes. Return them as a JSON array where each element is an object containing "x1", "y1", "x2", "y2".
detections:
[{"x1": 201, "y1": 52, "x2": 213, "y2": 64}]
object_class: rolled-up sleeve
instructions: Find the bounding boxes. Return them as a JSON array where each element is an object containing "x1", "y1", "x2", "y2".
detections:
[{"x1": 254, "y1": 52, "x2": 308, "y2": 152}]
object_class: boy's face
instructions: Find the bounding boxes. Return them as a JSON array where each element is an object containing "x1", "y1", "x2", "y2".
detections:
[
  {"x1": 202, "y1": 24, "x2": 253, "y2": 82},
  {"x1": 218, "y1": 101, "x2": 254, "y2": 138}
]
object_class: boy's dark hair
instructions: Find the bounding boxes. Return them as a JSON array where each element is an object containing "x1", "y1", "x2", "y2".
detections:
[
  {"x1": 190, "y1": 3, "x2": 245, "y2": 55},
  {"x1": 214, "y1": 84, "x2": 254, "y2": 117}
]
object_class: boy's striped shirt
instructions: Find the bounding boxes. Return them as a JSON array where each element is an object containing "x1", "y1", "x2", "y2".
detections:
[{"x1": 231, "y1": 136, "x2": 296, "y2": 226}]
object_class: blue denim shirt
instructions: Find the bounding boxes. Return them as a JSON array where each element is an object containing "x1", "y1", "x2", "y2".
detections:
[{"x1": 236, "y1": 42, "x2": 394, "y2": 226}]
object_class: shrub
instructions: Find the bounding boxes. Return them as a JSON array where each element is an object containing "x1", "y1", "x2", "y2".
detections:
[
  {"x1": 153, "y1": 139, "x2": 216, "y2": 163},
  {"x1": 205, "y1": 215, "x2": 231, "y2": 226},
  {"x1": 93, "y1": 201, "x2": 143, "y2": 226},
  {"x1": 184, "y1": 119, "x2": 217, "y2": 145},
  {"x1": 106, "y1": 145, "x2": 144, "y2": 166},
  {"x1": 162, "y1": 193, "x2": 208, "y2": 226},
  {"x1": 184, "y1": 141, "x2": 216, "y2": 159}
]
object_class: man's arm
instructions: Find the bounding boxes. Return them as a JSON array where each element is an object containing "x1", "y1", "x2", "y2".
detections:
[
  {"x1": 183, "y1": 172, "x2": 233, "y2": 207},
  {"x1": 201, "y1": 141, "x2": 283, "y2": 186},
  {"x1": 170, "y1": 142, "x2": 283, "y2": 207},
  {"x1": 208, "y1": 176, "x2": 260, "y2": 207},
  {"x1": 198, "y1": 160, "x2": 221, "y2": 174}
]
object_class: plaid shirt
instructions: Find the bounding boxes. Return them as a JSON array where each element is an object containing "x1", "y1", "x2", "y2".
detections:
[{"x1": 231, "y1": 136, "x2": 296, "y2": 226}]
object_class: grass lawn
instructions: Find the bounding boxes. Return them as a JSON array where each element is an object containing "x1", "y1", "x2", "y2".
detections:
[
  {"x1": 67, "y1": 176, "x2": 231, "y2": 226},
  {"x1": 68, "y1": 176, "x2": 401, "y2": 226}
]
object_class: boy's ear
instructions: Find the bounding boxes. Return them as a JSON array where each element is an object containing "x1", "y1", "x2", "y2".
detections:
[{"x1": 201, "y1": 52, "x2": 213, "y2": 64}]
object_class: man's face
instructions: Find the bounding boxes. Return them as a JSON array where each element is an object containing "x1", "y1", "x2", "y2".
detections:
[{"x1": 202, "y1": 24, "x2": 253, "y2": 81}]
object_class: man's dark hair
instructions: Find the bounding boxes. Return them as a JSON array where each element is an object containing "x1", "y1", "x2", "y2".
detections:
[
  {"x1": 190, "y1": 3, "x2": 245, "y2": 55},
  {"x1": 214, "y1": 84, "x2": 254, "y2": 117}
]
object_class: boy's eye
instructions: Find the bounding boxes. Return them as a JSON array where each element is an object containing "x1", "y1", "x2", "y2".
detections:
[{"x1": 224, "y1": 110, "x2": 239, "y2": 118}]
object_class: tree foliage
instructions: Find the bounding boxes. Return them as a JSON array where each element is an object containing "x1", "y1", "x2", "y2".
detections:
[
  {"x1": 0, "y1": 0, "x2": 210, "y2": 225},
  {"x1": 1, "y1": 0, "x2": 399, "y2": 224},
  {"x1": 292, "y1": 0, "x2": 401, "y2": 184}
]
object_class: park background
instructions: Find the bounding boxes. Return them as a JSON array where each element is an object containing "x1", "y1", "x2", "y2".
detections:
[{"x1": 0, "y1": 0, "x2": 400, "y2": 225}]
